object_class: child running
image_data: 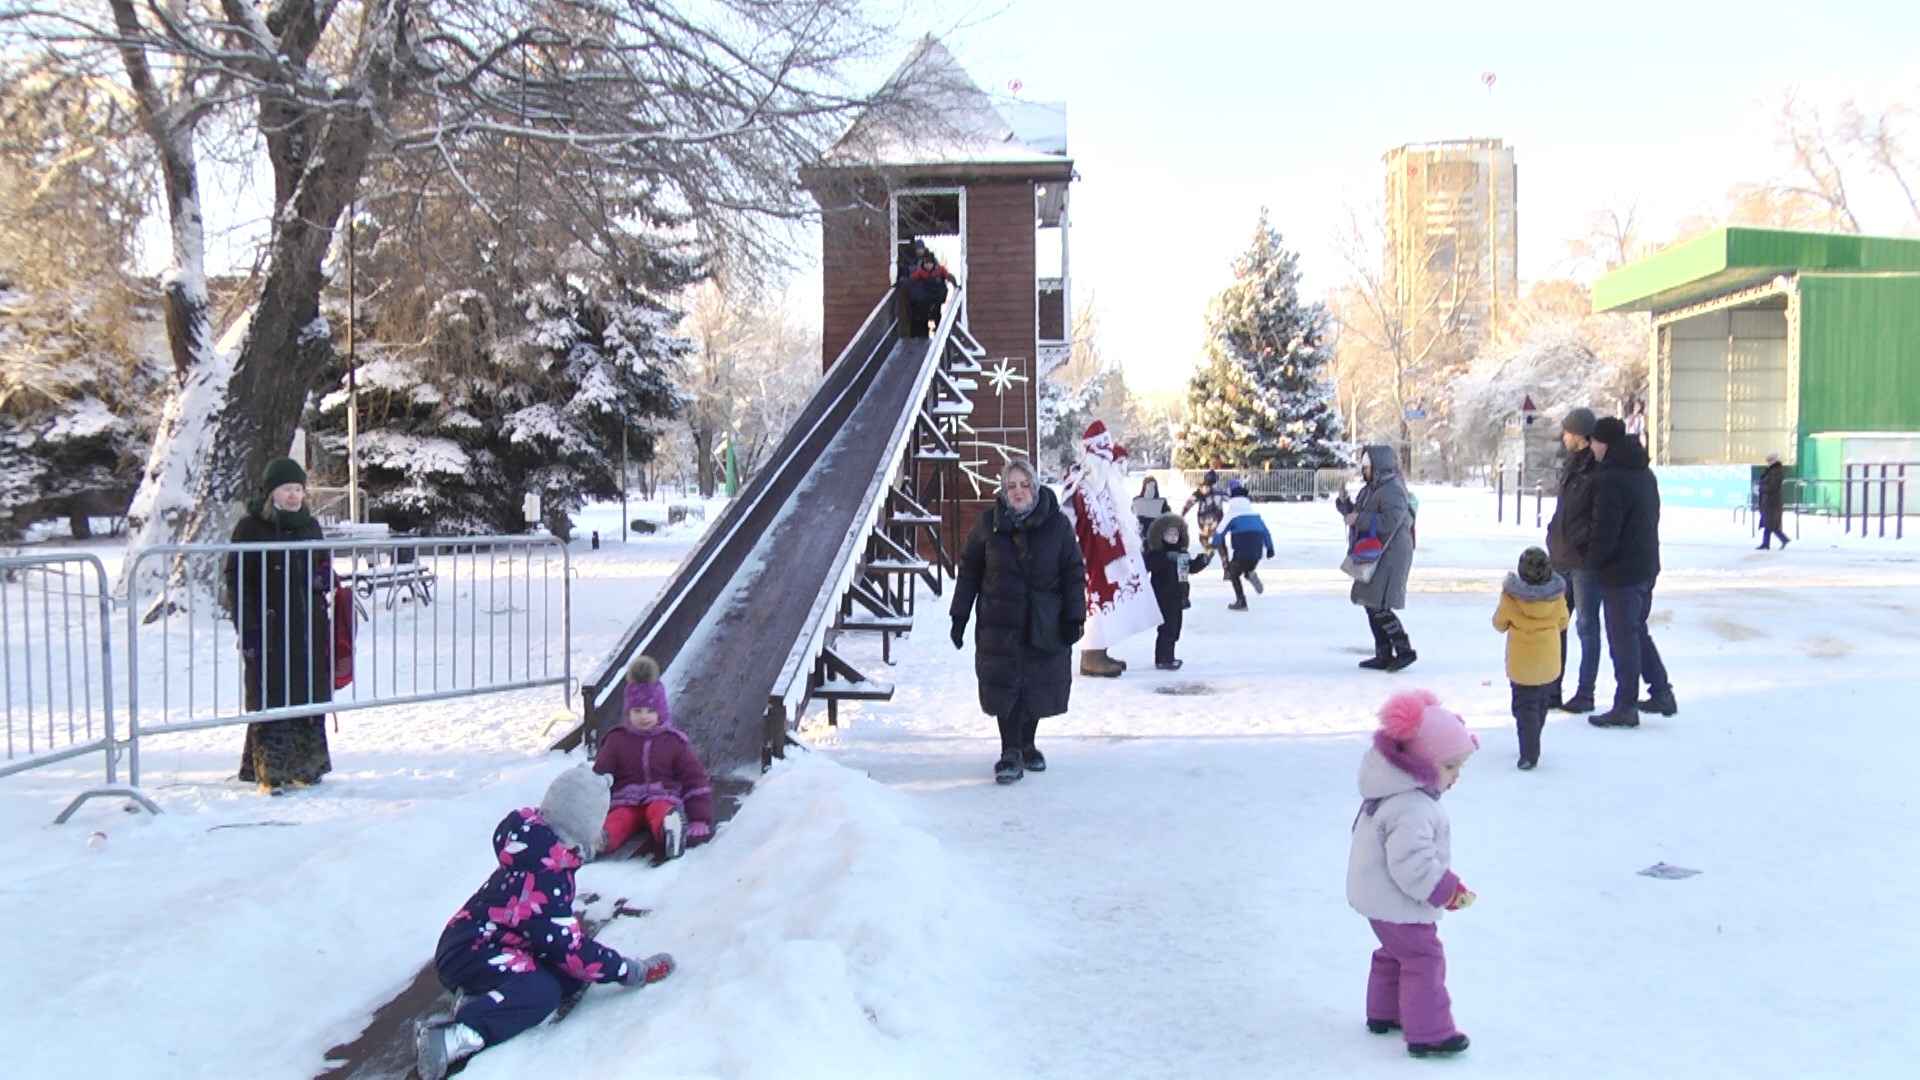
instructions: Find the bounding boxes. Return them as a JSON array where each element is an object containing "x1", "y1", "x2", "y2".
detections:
[
  {"x1": 1210, "y1": 482, "x2": 1274, "y2": 611},
  {"x1": 1346, "y1": 689, "x2": 1478, "y2": 1058},
  {"x1": 418, "y1": 765, "x2": 676, "y2": 1080},
  {"x1": 593, "y1": 655, "x2": 715, "y2": 859},
  {"x1": 1493, "y1": 546, "x2": 1570, "y2": 769}
]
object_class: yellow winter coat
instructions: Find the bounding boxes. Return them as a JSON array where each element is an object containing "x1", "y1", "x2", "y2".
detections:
[{"x1": 1492, "y1": 575, "x2": 1570, "y2": 687}]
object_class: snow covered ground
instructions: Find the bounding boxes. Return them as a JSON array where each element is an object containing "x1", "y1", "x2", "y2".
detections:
[{"x1": 4, "y1": 486, "x2": 1918, "y2": 1079}]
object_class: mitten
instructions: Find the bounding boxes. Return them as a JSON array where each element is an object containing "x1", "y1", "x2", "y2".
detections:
[
  {"x1": 312, "y1": 563, "x2": 333, "y2": 594},
  {"x1": 950, "y1": 620, "x2": 966, "y2": 650},
  {"x1": 1443, "y1": 882, "x2": 1477, "y2": 911},
  {"x1": 1335, "y1": 491, "x2": 1354, "y2": 514},
  {"x1": 686, "y1": 821, "x2": 712, "y2": 846},
  {"x1": 620, "y1": 951, "x2": 676, "y2": 988},
  {"x1": 1062, "y1": 620, "x2": 1085, "y2": 646}
]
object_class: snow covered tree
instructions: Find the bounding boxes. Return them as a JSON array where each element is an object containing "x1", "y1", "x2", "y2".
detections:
[
  {"x1": 0, "y1": 1, "x2": 917, "y2": 595},
  {"x1": 1177, "y1": 210, "x2": 1345, "y2": 469},
  {"x1": 0, "y1": 60, "x2": 165, "y2": 538}
]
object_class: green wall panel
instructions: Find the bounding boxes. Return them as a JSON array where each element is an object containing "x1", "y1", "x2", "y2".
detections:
[{"x1": 1797, "y1": 274, "x2": 1920, "y2": 441}]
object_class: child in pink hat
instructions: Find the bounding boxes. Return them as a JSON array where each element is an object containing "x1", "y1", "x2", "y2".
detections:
[{"x1": 1345, "y1": 689, "x2": 1479, "y2": 1057}]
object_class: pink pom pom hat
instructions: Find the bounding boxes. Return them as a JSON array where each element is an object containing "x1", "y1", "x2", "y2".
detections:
[{"x1": 1377, "y1": 689, "x2": 1479, "y2": 768}]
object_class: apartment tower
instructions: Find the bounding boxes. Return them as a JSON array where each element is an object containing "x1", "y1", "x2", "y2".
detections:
[{"x1": 1383, "y1": 139, "x2": 1518, "y2": 346}]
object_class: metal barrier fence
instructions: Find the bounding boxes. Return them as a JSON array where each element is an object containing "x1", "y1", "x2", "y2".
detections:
[
  {"x1": 1171, "y1": 468, "x2": 1354, "y2": 502},
  {"x1": 1492, "y1": 462, "x2": 1550, "y2": 527},
  {"x1": 122, "y1": 536, "x2": 570, "y2": 791},
  {"x1": 1781, "y1": 473, "x2": 1909, "y2": 540},
  {"x1": 0, "y1": 553, "x2": 155, "y2": 819}
]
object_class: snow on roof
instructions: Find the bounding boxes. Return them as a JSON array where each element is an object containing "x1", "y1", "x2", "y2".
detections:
[{"x1": 820, "y1": 37, "x2": 1069, "y2": 169}]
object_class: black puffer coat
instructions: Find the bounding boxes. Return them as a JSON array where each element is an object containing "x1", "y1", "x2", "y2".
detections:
[
  {"x1": 1546, "y1": 447, "x2": 1598, "y2": 571},
  {"x1": 1588, "y1": 436, "x2": 1662, "y2": 588},
  {"x1": 950, "y1": 487, "x2": 1088, "y2": 720}
]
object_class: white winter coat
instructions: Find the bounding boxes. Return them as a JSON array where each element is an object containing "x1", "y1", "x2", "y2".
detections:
[{"x1": 1346, "y1": 737, "x2": 1455, "y2": 924}]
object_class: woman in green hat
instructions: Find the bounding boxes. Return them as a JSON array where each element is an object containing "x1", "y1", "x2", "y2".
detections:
[{"x1": 222, "y1": 456, "x2": 334, "y2": 793}]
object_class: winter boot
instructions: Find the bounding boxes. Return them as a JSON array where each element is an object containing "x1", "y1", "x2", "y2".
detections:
[
  {"x1": 1380, "y1": 613, "x2": 1417, "y2": 671},
  {"x1": 1021, "y1": 746, "x2": 1047, "y2": 772},
  {"x1": 1367, "y1": 1019, "x2": 1402, "y2": 1035},
  {"x1": 1384, "y1": 648, "x2": 1418, "y2": 672},
  {"x1": 994, "y1": 751, "x2": 1024, "y2": 785},
  {"x1": 1359, "y1": 615, "x2": 1393, "y2": 669},
  {"x1": 1227, "y1": 600, "x2": 1249, "y2": 611},
  {"x1": 416, "y1": 1021, "x2": 485, "y2": 1080},
  {"x1": 1558, "y1": 692, "x2": 1594, "y2": 714},
  {"x1": 1588, "y1": 705, "x2": 1640, "y2": 728},
  {"x1": 1638, "y1": 688, "x2": 1678, "y2": 716},
  {"x1": 1407, "y1": 1034, "x2": 1470, "y2": 1057},
  {"x1": 1079, "y1": 648, "x2": 1125, "y2": 678},
  {"x1": 1155, "y1": 658, "x2": 1184, "y2": 671},
  {"x1": 660, "y1": 807, "x2": 687, "y2": 860},
  {"x1": 1246, "y1": 569, "x2": 1264, "y2": 595},
  {"x1": 1517, "y1": 718, "x2": 1541, "y2": 770}
]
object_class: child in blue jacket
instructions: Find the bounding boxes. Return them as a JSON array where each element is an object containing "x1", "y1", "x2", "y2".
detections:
[
  {"x1": 417, "y1": 765, "x2": 676, "y2": 1080},
  {"x1": 1211, "y1": 483, "x2": 1274, "y2": 610}
]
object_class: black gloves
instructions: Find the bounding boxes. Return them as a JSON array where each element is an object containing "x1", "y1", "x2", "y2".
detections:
[
  {"x1": 950, "y1": 620, "x2": 967, "y2": 650},
  {"x1": 1062, "y1": 620, "x2": 1085, "y2": 647}
]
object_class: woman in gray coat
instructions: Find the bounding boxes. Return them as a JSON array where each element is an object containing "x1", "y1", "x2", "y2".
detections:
[{"x1": 1336, "y1": 446, "x2": 1417, "y2": 671}]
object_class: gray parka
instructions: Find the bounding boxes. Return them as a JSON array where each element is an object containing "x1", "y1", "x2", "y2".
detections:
[{"x1": 1344, "y1": 446, "x2": 1415, "y2": 610}]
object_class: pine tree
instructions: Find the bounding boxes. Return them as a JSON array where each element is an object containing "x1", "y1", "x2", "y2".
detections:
[{"x1": 1178, "y1": 210, "x2": 1345, "y2": 469}]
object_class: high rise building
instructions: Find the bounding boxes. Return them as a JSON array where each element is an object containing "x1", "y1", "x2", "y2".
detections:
[{"x1": 1382, "y1": 139, "x2": 1518, "y2": 346}]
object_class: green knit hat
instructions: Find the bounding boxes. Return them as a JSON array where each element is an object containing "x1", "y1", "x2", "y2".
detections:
[{"x1": 262, "y1": 457, "x2": 307, "y2": 493}]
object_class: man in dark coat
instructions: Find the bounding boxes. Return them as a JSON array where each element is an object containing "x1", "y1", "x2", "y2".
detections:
[
  {"x1": 1757, "y1": 452, "x2": 1789, "y2": 550},
  {"x1": 1545, "y1": 407, "x2": 1604, "y2": 713},
  {"x1": 1585, "y1": 418, "x2": 1676, "y2": 728},
  {"x1": 224, "y1": 457, "x2": 334, "y2": 793},
  {"x1": 950, "y1": 459, "x2": 1089, "y2": 784}
]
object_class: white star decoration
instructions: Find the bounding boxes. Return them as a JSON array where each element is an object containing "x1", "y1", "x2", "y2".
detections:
[{"x1": 983, "y1": 358, "x2": 1027, "y2": 396}]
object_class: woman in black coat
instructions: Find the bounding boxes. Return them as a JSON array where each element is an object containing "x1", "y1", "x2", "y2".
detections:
[
  {"x1": 223, "y1": 457, "x2": 334, "y2": 793},
  {"x1": 950, "y1": 459, "x2": 1088, "y2": 785},
  {"x1": 1757, "y1": 452, "x2": 1789, "y2": 550}
]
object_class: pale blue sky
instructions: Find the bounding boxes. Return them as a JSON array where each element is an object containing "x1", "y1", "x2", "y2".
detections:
[{"x1": 935, "y1": 0, "x2": 1920, "y2": 391}]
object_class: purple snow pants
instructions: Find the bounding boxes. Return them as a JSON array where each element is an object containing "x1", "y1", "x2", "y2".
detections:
[{"x1": 1366, "y1": 919, "x2": 1461, "y2": 1045}]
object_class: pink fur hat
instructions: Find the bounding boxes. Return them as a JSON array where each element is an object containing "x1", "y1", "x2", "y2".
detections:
[{"x1": 1378, "y1": 689, "x2": 1479, "y2": 767}]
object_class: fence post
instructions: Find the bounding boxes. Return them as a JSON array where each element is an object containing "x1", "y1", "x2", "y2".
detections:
[
  {"x1": 1534, "y1": 482, "x2": 1544, "y2": 528},
  {"x1": 1843, "y1": 461, "x2": 1855, "y2": 534},
  {"x1": 1514, "y1": 462, "x2": 1525, "y2": 524},
  {"x1": 1899, "y1": 466, "x2": 1908, "y2": 542},
  {"x1": 1495, "y1": 461, "x2": 1505, "y2": 523}
]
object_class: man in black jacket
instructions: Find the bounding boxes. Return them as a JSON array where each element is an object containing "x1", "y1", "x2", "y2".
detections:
[
  {"x1": 1585, "y1": 417, "x2": 1677, "y2": 728},
  {"x1": 1545, "y1": 408, "x2": 1603, "y2": 713}
]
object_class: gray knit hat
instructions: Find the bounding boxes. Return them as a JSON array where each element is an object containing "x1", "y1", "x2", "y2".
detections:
[
  {"x1": 1561, "y1": 408, "x2": 1597, "y2": 437},
  {"x1": 1518, "y1": 546, "x2": 1555, "y2": 586},
  {"x1": 539, "y1": 764, "x2": 611, "y2": 856}
]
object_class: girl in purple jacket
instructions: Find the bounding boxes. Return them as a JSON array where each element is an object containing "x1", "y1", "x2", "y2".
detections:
[{"x1": 593, "y1": 655, "x2": 715, "y2": 859}]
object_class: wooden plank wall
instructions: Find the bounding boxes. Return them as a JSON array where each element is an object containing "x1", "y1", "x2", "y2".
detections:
[
  {"x1": 818, "y1": 180, "x2": 892, "y2": 371},
  {"x1": 952, "y1": 179, "x2": 1038, "y2": 531}
]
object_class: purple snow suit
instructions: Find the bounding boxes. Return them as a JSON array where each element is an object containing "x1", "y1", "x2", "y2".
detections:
[
  {"x1": 434, "y1": 808, "x2": 634, "y2": 1045},
  {"x1": 592, "y1": 721, "x2": 715, "y2": 827}
]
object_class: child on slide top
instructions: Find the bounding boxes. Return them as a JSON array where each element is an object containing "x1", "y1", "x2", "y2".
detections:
[
  {"x1": 1346, "y1": 690, "x2": 1478, "y2": 1058},
  {"x1": 593, "y1": 655, "x2": 715, "y2": 859},
  {"x1": 417, "y1": 765, "x2": 676, "y2": 1080}
]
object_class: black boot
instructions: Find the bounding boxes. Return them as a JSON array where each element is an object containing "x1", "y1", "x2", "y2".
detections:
[
  {"x1": 1021, "y1": 747, "x2": 1047, "y2": 772},
  {"x1": 1366, "y1": 1019, "x2": 1401, "y2": 1035},
  {"x1": 1359, "y1": 611, "x2": 1393, "y2": 669},
  {"x1": 1408, "y1": 1034, "x2": 1470, "y2": 1057},
  {"x1": 1638, "y1": 688, "x2": 1678, "y2": 716},
  {"x1": 1381, "y1": 612, "x2": 1417, "y2": 671},
  {"x1": 1517, "y1": 715, "x2": 1542, "y2": 769},
  {"x1": 1589, "y1": 705, "x2": 1640, "y2": 728},
  {"x1": 994, "y1": 751, "x2": 1024, "y2": 784}
]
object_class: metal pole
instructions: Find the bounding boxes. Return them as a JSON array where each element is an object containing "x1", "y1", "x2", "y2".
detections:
[
  {"x1": 620, "y1": 416, "x2": 628, "y2": 544},
  {"x1": 1534, "y1": 482, "x2": 1543, "y2": 528},
  {"x1": 1514, "y1": 461, "x2": 1524, "y2": 524},
  {"x1": 1879, "y1": 463, "x2": 1890, "y2": 539},
  {"x1": 1844, "y1": 462, "x2": 1854, "y2": 534},
  {"x1": 346, "y1": 201, "x2": 360, "y2": 524},
  {"x1": 1496, "y1": 460, "x2": 1504, "y2": 523}
]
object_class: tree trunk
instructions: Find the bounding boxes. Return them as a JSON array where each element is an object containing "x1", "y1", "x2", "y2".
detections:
[{"x1": 692, "y1": 425, "x2": 717, "y2": 498}]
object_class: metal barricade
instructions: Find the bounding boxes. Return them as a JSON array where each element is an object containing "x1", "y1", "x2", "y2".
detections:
[
  {"x1": 123, "y1": 536, "x2": 570, "y2": 793},
  {"x1": 0, "y1": 553, "x2": 156, "y2": 821},
  {"x1": 1176, "y1": 468, "x2": 1354, "y2": 502}
]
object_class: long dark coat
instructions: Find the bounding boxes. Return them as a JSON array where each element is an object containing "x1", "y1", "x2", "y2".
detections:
[
  {"x1": 225, "y1": 504, "x2": 334, "y2": 786},
  {"x1": 950, "y1": 487, "x2": 1088, "y2": 720},
  {"x1": 1759, "y1": 461, "x2": 1786, "y2": 531}
]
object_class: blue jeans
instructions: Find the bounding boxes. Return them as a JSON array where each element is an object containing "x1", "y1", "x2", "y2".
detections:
[
  {"x1": 1600, "y1": 579, "x2": 1670, "y2": 713},
  {"x1": 1556, "y1": 569, "x2": 1601, "y2": 699}
]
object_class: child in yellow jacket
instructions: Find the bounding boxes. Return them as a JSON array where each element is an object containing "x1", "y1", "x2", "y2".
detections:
[{"x1": 1493, "y1": 547, "x2": 1570, "y2": 770}]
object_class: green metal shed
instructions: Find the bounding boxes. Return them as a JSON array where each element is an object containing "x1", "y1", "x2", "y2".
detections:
[{"x1": 1594, "y1": 227, "x2": 1920, "y2": 490}]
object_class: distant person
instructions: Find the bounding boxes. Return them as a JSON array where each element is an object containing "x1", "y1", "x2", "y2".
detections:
[
  {"x1": 896, "y1": 237, "x2": 929, "y2": 283},
  {"x1": 418, "y1": 765, "x2": 676, "y2": 1080},
  {"x1": 1347, "y1": 689, "x2": 1478, "y2": 1059},
  {"x1": 951, "y1": 459, "x2": 1088, "y2": 784},
  {"x1": 1757, "y1": 452, "x2": 1789, "y2": 550},
  {"x1": 1143, "y1": 512, "x2": 1192, "y2": 670},
  {"x1": 592, "y1": 654, "x2": 714, "y2": 859},
  {"x1": 1492, "y1": 547, "x2": 1569, "y2": 770},
  {"x1": 1336, "y1": 446, "x2": 1417, "y2": 671},
  {"x1": 904, "y1": 252, "x2": 957, "y2": 338},
  {"x1": 1211, "y1": 481, "x2": 1273, "y2": 611},
  {"x1": 1623, "y1": 397, "x2": 1647, "y2": 439},
  {"x1": 224, "y1": 456, "x2": 334, "y2": 795},
  {"x1": 1585, "y1": 417, "x2": 1676, "y2": 728},
  {"x1": 1181, "y1": 469, "x2": 1228, "y2": 570},
  {"x1": 1131, "y1": 476, "x2": 1171, "y2": 542},
  {"x1": 1545, "y1": 407, "x2": 1603, "y2": 714}
]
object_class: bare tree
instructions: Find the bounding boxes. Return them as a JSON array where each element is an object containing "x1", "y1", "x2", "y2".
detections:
[
  {"x1": 0, "y1": 0, "x2": 912, "y2": 596},
  {"x1": 676, "y1": 279, "x2": 817, "y2": 496},
  {"x1": 1326, "y1": 199, "x2": 1481, "y2": 475}
]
